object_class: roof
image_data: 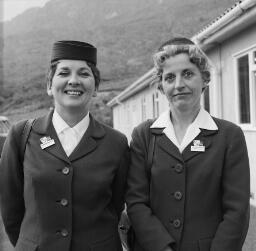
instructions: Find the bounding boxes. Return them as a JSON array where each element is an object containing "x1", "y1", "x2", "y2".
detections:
[
  {"x1": 108, "y1": 0, "x2": 256, "y2": 107},
  {"x1": 194, "y1": 0, "x2": 243, "y2": 37}
]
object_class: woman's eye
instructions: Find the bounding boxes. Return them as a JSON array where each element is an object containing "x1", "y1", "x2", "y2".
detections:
[
  {"x1": 57, "y1": 71, "x2": 69, "y2": 76},
  {"x1": 165, "y1": 74, "x2": 176, "y2": 83},
  {"x1": 183, "y1": 70, "x2": 194, "y2": 78},
  {"x1": 79, "y1": 72, "x2": 91, "y2": 77}
]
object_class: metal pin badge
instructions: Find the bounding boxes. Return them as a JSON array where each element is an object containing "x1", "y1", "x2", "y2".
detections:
[
  {"x1": 190, "y1": 139, "x2": 205, "y2": 152},
  {"x1": 40, "y1": 136, "x2": 55, "y2": 149}
]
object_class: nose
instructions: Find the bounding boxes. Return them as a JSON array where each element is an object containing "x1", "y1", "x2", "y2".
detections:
[
  {"x1": 68, "y1": 73, "x2": 80, "y2": 86},
  {"x1": 174, "y1": 75, "x2": 185, "y2": 90}
]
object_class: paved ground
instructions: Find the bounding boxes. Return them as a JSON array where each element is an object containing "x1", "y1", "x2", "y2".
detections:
[{"x1": 0, "y1": 205, "x2": 255, "y2": 251}]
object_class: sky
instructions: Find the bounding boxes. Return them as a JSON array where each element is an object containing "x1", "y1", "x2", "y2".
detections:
[{"x1": 0, "y1": 0, "x2": 51, "y2": 22}]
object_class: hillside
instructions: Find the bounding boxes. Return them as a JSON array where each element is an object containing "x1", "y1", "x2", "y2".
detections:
[{"x1": 0, "y1": 0, "x2": 237, "y2": 124}]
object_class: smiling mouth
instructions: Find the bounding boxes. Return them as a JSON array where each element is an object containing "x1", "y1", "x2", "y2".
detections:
[{"x1": 64, "y1": 90, "x2": 84, "y2": 96}]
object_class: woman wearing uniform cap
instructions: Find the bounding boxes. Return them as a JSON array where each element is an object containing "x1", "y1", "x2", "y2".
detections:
[
  {"x1": 0, "y1": 40, "x2": 130, "y2": 251},
  {"x1": 126, "y1": 37, "x2": 250, "y2": 251}
]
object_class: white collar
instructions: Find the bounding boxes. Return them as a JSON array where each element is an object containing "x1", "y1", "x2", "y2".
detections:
[
  {"x1": 151, "y1": 107, "x2": 218, "y2": 131},
  {"x1": 52, "y1": 110, "x2": 90, "y2": 136},
  {"x1": 191, "y1": 108, "x2": 218, "y2": 130},
  {"x1": 150, "y1": 107, "x2": 218, "y2": 152}
]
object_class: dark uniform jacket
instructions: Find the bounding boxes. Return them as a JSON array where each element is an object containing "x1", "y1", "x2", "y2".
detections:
[
  {"x1": 126, "y1": 117, "x2": 250, "y2": 251},
  {"x1": 0, "y1": 111, "x2": 130, "y2": 251}
]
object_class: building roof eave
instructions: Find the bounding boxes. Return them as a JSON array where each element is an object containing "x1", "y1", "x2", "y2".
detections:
[
  {"x1": 196, "y1": 4, "x2": 256, "y2": 50},
  {"x1": 107, "y1": 68, "x2": 155, "y2": 107},
  {"x1": 108, "y1": 0, "x2": 256, "y2": 107}
]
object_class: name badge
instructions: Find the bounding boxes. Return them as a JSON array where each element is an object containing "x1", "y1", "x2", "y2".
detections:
[
  {"x1": 40, "y1": 136, "x2": 55, "y2": 149},
  {"x1": 191, "y1": 140, "x2": 205, "y2": 152}
]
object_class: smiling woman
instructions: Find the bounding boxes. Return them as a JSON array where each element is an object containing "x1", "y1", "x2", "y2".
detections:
[
  {"x1": 0, "y1": 40, "x2": 130, "y2": 251},
  {"x1": 47, "y1": 60, "x2": 97, "y2": 126}
]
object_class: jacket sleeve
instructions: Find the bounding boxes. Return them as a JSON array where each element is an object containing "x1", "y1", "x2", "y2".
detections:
[
  {"x1": 0, "y1": 122, "x2": 25, "y2": 246},
  {"x1": 211, "y1": 125, "x2": 250, "y2": 251},
  {"x1": 126, "y1": 124, "x2": 175, "y2": 251},
  {"x1": 112, "y1": 136, "x2": 130, "y2": 220}
]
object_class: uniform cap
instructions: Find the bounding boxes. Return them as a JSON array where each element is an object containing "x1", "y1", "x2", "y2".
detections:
[{"x1": 51, "y1": 40, "x2": 97, "y2": 65}]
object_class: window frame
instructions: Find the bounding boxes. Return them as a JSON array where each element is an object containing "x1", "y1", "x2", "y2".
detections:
[
  {"x1": 152, "y1": 91, "x2": 160, "y2": 119},
  {"x1": 234, "y1": 45, "x2": 256, "y2": 130},
  {"x1": 141, "y1": 95, "x2": 146, "y2": 121}
]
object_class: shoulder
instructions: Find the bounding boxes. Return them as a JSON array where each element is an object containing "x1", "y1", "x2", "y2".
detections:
[
  {"x1": 212, "y1": 117, "x2": 242, "y2": 132},
  {"x1": 95, "y1": 119, "x2": 128, "y2": 145},
  {"x1": 1, "y1": 119, "x2": 29, "y2": 155},
  {"x1": 212, "y1": 117, "x2": 245, "y2": 143},
  {"x1": 8, "y1": 119, "x2": 28, "y2": 138},
  {"x1": 130, "y1": 119, "x2": 156, "y2": 147},
  {"x1": 133, "y1": 119, "x2": 156, "y2": 135}
]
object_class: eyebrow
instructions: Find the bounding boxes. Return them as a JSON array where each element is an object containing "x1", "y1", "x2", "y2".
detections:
[
  {"x1": 57, "y1": 66, "x2": 91, "y2": 71},
  {"x1": 163, "y1": 72, "x2": 175, "y2": 77}
]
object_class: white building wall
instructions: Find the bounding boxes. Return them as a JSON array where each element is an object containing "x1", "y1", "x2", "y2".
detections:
[
  {"x1": 206, "y1": 24, "x2": 256, "y2": 205},
  {"x1": 112, "y1": 84, "x2": 169, "y2": 142}
]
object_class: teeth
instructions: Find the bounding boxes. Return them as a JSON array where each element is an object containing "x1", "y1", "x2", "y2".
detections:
[{"x1": 66, "y1": 91, "x2": 82, "y2": 95}]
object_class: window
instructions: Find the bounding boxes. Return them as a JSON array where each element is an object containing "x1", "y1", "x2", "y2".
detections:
[
  {"x1": 237, "y1": 55, "x2": 250, "y2": 123},
  {"x1": 124, "y1": 103, "x2": 131, "y2": 124},
  {"x1": 141, "y1": 96, "x2": 146, "y2": 121},
  {"x1": 152, "y1": 92, "x2": 160, "y2": 118},
  {"x1": 235, "y1": 48, "x2": 256, "y2": 126}
]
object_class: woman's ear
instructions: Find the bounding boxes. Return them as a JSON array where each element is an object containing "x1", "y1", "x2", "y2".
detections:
[{"x1": 47, "y1": 82, "x2": 53, "y2": 96}]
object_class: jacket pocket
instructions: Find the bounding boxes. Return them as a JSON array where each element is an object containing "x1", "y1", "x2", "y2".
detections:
[
  {"x1": 90, "y1": 235, "x2": 120, "y2": 251},
  {"x1": 15, "y1": 238, "x2": 38, "y2": 251},
  {"x1": 198, "y1": 237, "x2": 212, "y2": 251}
]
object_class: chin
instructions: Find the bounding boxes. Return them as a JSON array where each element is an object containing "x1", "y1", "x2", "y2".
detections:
[{"x1": 174, "y1": 102, "x2": 191, "y2": 111}]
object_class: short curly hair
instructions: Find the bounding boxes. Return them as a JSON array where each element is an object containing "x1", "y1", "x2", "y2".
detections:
[
  {"x1": 153, "y1": 37, "x2": 211, "y2": 90},
  {"x1": 46, "y1": 60, "x2": 100, "y2": 90}
]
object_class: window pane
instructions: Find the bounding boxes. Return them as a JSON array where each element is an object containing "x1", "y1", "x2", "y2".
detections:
[
  {"x1": 141, "y1": 96, "x2": 146, "y2": 121},
  {"x1": 238, "y1": 55, "x2": 250, "y2": 123},
  {"x1": 152, "y1": 92, "x2": 160, "y2": 118}
]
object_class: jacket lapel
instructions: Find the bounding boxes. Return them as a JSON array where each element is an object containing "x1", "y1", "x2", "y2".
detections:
[
  {"x1": 32, "y1": 110, "x2": 71, "y2": 164},
  {"x1": 182, "y1": 129, "x2": 218, "y2": 162},
  {"x1": 69, "y1": 115, "x2": 105, "y2": 162},
  {"x1": 151, "y1": 128, "x2": 183, "y2": 162}
]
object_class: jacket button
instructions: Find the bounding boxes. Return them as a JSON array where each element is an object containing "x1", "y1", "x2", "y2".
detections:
[
  {"x1": 62, "y1": 167, "x2": 70, "y2": 175},
  {"x1": 60, "y1": 229, "x2": 68, "y2": 237},
  {"x1": 173, "y1": 219, "x2": 181, "y2": 228},
  {"x1": 174, "y1": 163, "x2": 183, "y2": 173},
  {"x1": 174, "y1": 191, "x2": 183, "y2": 200},
  {"x1": 60, "y1": 198, "x2": 68, "y2": 206}
]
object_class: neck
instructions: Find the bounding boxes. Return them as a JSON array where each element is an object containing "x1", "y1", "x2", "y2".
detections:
[
  {"x1": 171, "y1": 105, "x2": 200, "y2": 126},
  {"x1": 55, "y1": 106, "x2": 89, "y2": 127},
  {"x1": 170, "y1": 106, "x2": 201, "y2": 144}
]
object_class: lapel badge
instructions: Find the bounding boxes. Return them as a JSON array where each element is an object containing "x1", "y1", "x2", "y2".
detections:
[
  {"x1": 191, "y1": 139, "x2": 205, "y2": 152},
  {"x1": 40, "y1": 136, "x2": 55, "y2": 149}
]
